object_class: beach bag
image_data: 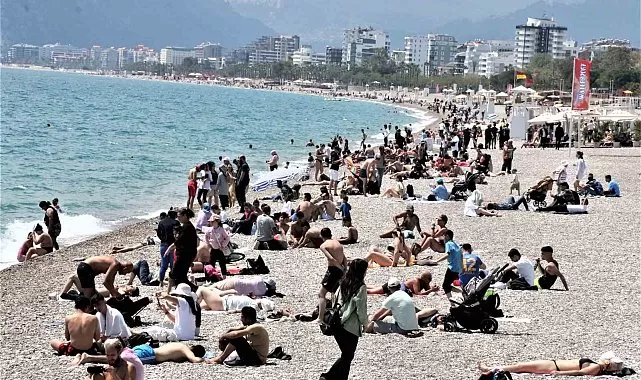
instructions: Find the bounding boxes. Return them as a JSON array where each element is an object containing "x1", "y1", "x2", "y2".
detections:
[
  {"x1": 478, "y1": 370, "x2": 512, "y2": 380},
  {"x1": 127, "y1": 332, "x2": 158, "y2": 349},
  {"x1": 320, "y1": 289, "x2": 342, "y2": 336},
  {"x1": 406, "y1": 184, "x2": 415, "y2": 198}
]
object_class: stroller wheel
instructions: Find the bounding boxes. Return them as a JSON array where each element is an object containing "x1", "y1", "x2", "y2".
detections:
[
  {"x1": 479, "y1": 318, "x2": 498, "y2": 334},
  {"x1": 443, "y1": 322, "x2": 455, "y2": 332}
]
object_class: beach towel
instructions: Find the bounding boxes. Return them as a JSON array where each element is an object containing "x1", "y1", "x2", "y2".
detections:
[{"x1": 98, "y1": 306, "x2": 132, "y2": 339}]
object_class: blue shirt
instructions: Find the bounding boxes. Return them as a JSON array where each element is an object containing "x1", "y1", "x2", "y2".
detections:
[
  {"x1": 431, "y1": 185, "x2": 449, "y2": 201},
  {"x1": 340, "y1": 202, "x2": 352, "y2": 219},
  {"x1": 445, "y1": 240, "x2": 462, "y2": 273},
  {"x1": 607, "y1": 180, "x2": 620, "y2": 196},
  {"x1": 459, "y1": 253, "x2": 483, "y2": 287}
]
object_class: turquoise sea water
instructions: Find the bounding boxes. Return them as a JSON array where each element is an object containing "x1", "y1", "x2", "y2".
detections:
[{"x1": 0, "y1": 68, "x2": 419, "y2": 265}]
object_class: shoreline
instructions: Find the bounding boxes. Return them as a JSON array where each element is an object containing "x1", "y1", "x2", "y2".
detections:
[{"x1": 1, "y1": 68, "x2": 439, "y2": 270}]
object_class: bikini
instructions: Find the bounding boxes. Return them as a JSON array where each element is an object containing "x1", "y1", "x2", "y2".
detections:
[{"x1": 551, "y1": 358, "x2": 598, "y2": 372}]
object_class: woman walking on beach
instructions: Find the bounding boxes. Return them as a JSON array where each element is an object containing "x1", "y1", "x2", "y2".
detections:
[
  {"x1": 166, "y1": 208, "x2": 198, "y2": 293},
  {"x1": 320, "y1": 258, "x2": 368, "y2": 380}
]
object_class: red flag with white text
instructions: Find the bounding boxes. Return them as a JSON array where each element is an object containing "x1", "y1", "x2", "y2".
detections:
[{"x1": 571, "y1": 59, "x2": 591, "y2": 110}]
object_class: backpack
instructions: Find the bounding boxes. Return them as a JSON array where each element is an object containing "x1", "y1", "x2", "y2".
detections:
[
  {"x1": 127, "y1": 332, "x2": 159, "y2": 349},
  {"x1": 320, "y1": 288, "x2": 343, "y2": 336},
  {"x1": 240, "y1": 255, "x2": 270, "y2": 275},
  {"x1": 406, "y1": 184, "x2": 415, "y2": 198}
]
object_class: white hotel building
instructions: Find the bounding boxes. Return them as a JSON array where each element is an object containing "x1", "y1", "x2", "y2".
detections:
[
  {"x1": 160, "y1": 47, "x2": 196, "y2": 66},
  {"x1": 404, "y1": 34, "x2": 457, "y2": 76},
  {"x1": 514, "y1": 17, "x2": 567, "y2": 67},
  {"x1": 461, "y1": 40, "x2": 514, "y2": 78}
]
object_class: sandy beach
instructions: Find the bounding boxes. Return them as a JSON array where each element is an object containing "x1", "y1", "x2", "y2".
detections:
[{"x1": 1, "y1": 141, "x2": 640, "y2": 379}]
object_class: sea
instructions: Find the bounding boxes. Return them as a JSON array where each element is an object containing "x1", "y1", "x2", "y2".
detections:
[{"x1": 0, "y1": 67, "x2": 434, "y2": 269}]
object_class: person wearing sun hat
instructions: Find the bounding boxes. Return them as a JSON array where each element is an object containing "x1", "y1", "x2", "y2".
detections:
[
  {"x1": 366, "y1": 277, "x2": 420, "y2": 335},
  {"x1": 194, "y1": 203, "x2": 212, "y2": 231}
]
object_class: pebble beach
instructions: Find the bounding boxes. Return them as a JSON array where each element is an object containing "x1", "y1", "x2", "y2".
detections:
[{"x1": 1, "y1": 141, "x2": 639, "y2": 380}]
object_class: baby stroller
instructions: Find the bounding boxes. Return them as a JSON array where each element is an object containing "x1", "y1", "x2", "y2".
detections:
[
  {"x1": 441, "y1": 264, "x2": 508, "y2": 334},
  {"x1": 449, "y1": 172, "x2": 478, "y2": 201},
  {"x1": 525, "y1": 188, "x2": 547, "y2": 208}
]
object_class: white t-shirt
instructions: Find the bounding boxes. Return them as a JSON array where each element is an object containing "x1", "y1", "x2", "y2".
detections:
[
  {"x1": 576, "y1": 159, "x2": 586, "y2": 180},
  {"x1": 173, "y1": 298, "x2": 196, "y2": 340},
  {"x1": 198, "y1": 170, "x2": 211, "y2": 190},
  {"x1": 514, "y1": 256, "x2": 535, "y2": 286},
  {"x1": 281, "y1": 201, "x2": 294, "y2": 216},
  {"x1": 382, "y1": 290, "x2": 419, "y2": 331},
  {"x1": 223, "y1": 295, "x2": 256, "y2": 311},
  {"x1": 464, "y1": 198, "x2": 479, "y2": 217},
  {"x1": 98, "y1": 306, "x2": 131, "y2": 339}
]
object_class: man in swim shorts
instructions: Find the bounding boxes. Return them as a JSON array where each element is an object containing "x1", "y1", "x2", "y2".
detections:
[
  {"x1": 62, "y1": 256, "x2": 134, "y2": 298},
  {"x1": 23, "y1": 223, "x2": 54, "y2": 261},
  {"x1": 337, "y1": 217, "x2": 358, "y2": 245},
  {"x1": 50, "y1": 296, "x2": 101, "y2": 356},
  {"x1": 380, "y1": 205, "x2": 422, "y2": 239},
  {"x1": 317, "y1": 228, "x2": 346, "y2": 323},
  {"x1": 133, "y1": 342, "x2": 206, "y2": 364}
]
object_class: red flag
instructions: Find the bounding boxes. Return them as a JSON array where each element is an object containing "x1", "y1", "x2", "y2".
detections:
[
  {"x1": 525, "y1": 78, "x2": 533, "y2": 86},
  {"x1": 571, "y1": 58, "x2": 592, "y2": 110}
]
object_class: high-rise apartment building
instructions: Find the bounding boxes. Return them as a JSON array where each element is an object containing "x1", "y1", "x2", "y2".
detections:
[
  {"x1": 195, "y1": 42, "x2": 223, "y2": 61},
  {"x1": 403, "y1": 34, "x2": 458, "y2": 76},
  {"x1": 514, "y1": 17, "x2": 567, "y2": 67},
  {"x1": 325, "y1": 47, "x2": 343, "y2": 65},
  {"x1": 342, "y1": 27, "x2": 390, "y2": 68},
  {"x1": 8, "y1": 44, "x2": 41, "y2": 63},
  {"x1": 247, "y1": 35, "x2": 300, "y2": 64}
]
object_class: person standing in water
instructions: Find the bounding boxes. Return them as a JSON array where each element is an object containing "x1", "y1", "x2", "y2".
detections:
[
  {"x1": 266, "y1": 150, "x2": 279, "y2": 171},
  {"x1": 39, "y1": 200, "x2": 61, "y2": 250}
]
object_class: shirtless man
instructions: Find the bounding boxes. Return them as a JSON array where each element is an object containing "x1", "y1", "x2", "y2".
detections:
[
  {"x1": 196, "y1": 287, "x2": 274, "y2": 313},
  {"x1": 380, "y1": 205, "x2": 422, "y2": 238},
  {"x1": 74, "y1": 342, "x2": 205, "y2": 367},
  {"x1": 61, "y1": 256, "x2": 134, "y2": 298},
  {"x1": 295, "y1": 227, "x2": 324, "y2": 248},
  {"x1": 534, "y1": 246, "x2": 569, "y2": 290},
  {"x1": 413, "y1": 214, "x2": 448, "y2": 256},
  {"x1": 314, "y1": 145, "x2": 325, "y2": 181},
  {"x1": 50, "y1": 296, "x2": 100, "y2": 356},
  {"x1": 317, "y1": 228, "x2": 347, "y2": 323},
  {"x1": 288, "y1": 211, "x2": 309, "y2": 246},
  {"x1": 312, "y1": 193, "x2": 337, "y2": 220},
  {"x1": 187, "y1": 164, "x2": 198, "y2": 210},
  {"x1": 295, "y1": 193, "x2": 315, "y2": 222},
  {"x1": 359, "y1": 156, "x2": 379, "y2": 195},
  {"x1": 337, "y1": 217, "x2": 358, "y2": 245},
  {"x1": 23, "y1": 223, "x2": 54, "y2": 261}
]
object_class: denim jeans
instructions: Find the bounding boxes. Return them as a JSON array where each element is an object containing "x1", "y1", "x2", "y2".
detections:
[{"x1": 159, "y1": 243, "x2": 172, "y2": 282}]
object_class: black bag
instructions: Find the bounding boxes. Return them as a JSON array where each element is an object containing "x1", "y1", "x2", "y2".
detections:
[
  {"x1": 127, "y1": 332, "x2": 159, "y2": 349},
  {"x1": 320, "y1": 289, "x2": 342, "y2": 336},
  {"x1": 507, "y1": 277, "x2": 537, "y2": 291},
  {"x1": 478, "y1": 370, "x2": 513, "y2": 380},
  {"x1": 406, "y1": 184, "x2": 415, "y2": 198},
  {"x1": 240, "y1": 255, "x2": 270, "y2": 275}
]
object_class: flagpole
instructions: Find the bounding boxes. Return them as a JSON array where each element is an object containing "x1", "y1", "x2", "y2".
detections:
[{"x1": 569, "y1": 58, "x2": 576, "y2": 158}]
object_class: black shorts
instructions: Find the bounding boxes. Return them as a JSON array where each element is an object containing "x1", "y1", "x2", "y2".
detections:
[
  {"x1": 77, "y1": 262, "x2": 96, "y2": 289},
  {"x1": 321, "y1": 266, "x2": 344, "y2": 293},
  {"x1": 442, "y1": 268, "x2": 459, "y2": 293},
  {"x1": 359, "y1": 169, "x2": 367, "y2": 178},
  {"x1": 43, "y1": 246, "x2": 54, "y2": 253}
]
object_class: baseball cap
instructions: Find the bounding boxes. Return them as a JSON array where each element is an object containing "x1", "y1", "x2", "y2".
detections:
[
  {"x1": 436, "y1": 178, "x2": 444, "y2": 184},
  {"x1": 387, "y1": 277, "x2": 401, "y2": 288}
]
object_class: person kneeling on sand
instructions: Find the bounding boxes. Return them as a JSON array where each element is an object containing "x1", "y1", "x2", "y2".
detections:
[
  {"x1": 60, "y1": 256, "x2": 134, "y2": 299},
  {"x1": 295, "y1": 227, "x2": 324, "y2": 248},
  {"x1": 23, "y1": 223, "x2": 54, "y2": 261},
  {"x1": 205, "y1": 306, "x2": 269, "y2": 366},
  {"x1": 337, "y1": 217, "x2": 359, "y2": 245},
  {"x1": 464, "y1": 190, "x2": 502, "y2": 217},
  {"x1": 50, "y1": 296, "x2": 101, "y2": 356},
  {"x1": 365, "y1": 277, "x2": 421, "y2": 336},
  {"x1": 367, "y1": 271, "x2": 439, "y2": 296}
]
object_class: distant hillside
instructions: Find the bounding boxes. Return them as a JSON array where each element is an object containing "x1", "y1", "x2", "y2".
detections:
[
  {"x1": 1, "y1": 0, "x2": 276, "y2": 50},
  {"x1": 436, "y1": 0, "x2": 640, "y2": 46}
]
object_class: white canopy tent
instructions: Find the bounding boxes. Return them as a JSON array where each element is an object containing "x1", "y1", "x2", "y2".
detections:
[
  {"x1": 455, "y1": 94, "x2": 468, "y2": 99},
  {"x1": 496, "y1": 92, "x2": 509, "y2": 98},
  {"x1": 512, "y1": 85, "x2": 535, "y2": 93},
  {"x1": 599, "y1": 109, "x2": 638, "y2": 122}
]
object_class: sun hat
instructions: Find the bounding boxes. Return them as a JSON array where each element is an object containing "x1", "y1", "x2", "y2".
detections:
[
  {"x1": 171, "y1": 284, "x2": 196, "y2": 302},
  {"x1": 202, "y1": 203, "x2": 211, "y2": 212},
  {"x1": 387, "y1": 277, "x2": 401, "y2": 288},
  {"x1": 264, "y1": 278, "x2": 276, "y2": 290},
  {"x1": 208, "y1": 214, "x2": 221, "y2": 222},
  {"x1": 436, "y1": 178, "x2": 444, "y2": 184}
]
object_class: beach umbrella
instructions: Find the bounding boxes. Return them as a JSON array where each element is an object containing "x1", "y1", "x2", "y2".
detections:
[
  {"x1": 496, "y1": 92, "x2": 509, "y2": 97},
  {"x1": 455, "y1": 94, "x2": 468, "y2": 99},
  {"x1": 512, "y1": 85, "x2": 534, "y2": 93}
]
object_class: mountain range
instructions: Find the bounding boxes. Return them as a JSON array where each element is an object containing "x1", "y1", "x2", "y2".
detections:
[
  {"x1": 1, "y1": 0, "x2": 275, "y2": 50},
  {"x1": 225, "y1": 0, "x2": 640, "y2": 48},
  {"x1": 1, "y1": 0, "x2": 638, "y2": 51}
]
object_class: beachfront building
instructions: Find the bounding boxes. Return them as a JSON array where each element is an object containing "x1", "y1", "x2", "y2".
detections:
[
  {"x1": 39, "y1": 43, "x2": 88, "y2": 67},
  {"x1": 562, "y1": 40, "x2": 579, "y2": 59},
  {"x1": 100, "y1": 48, "x2": 120, "y2": 71},
  {"x1": 247, "y1": 35, "x2": 301, "y2": 64},
  {"x1": 580, "y1": 38, "x2": 633, "y2": 60},
  {"x1": 477, "y1": 52, "x2": 514, "y2": 78},
  {"x1": 118, "y1": 48, "x2": 133, "y2": 69},
  {"x1": 292, "y1": 46, "x2": 326, "y2": 66},
  {"x1": 325, "y1": 47, "x2": 343, "y2": 65},
  {"x1": 514, "y1": 17, "x2": 567, "y2": 67},
  {"x1": 391, "y1": 50, "x2": 406, "y2": 65},
  {"x1": 461, "y1": 40, "x2": 514, "y2": 76},
  {"x1": 342, "y1": 27, "x2": 390, "y2": 69},
  {"x1": 131, "y1": 45, "x2": 158, "y2": 64},
  {"x1": 160, "y1": 47, "x2": 196, "y2": 66},
  {"x1": 7, "y1": 44, "x2": 41, "y2": 64},
  {"x1": 195, "y1": 42, "x2": 223, "y2": 62},
  {"x1": 403, "y1": 34, "x2": 458, "y2": 76}
]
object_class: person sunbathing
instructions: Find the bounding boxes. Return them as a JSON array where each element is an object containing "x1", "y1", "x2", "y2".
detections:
[
  {"x1": 464, "y1": 190, "x2": 501, "y2": 217},
  {"x1": 413, "y1": 215, "x2": 448, "y2": 257},
  {"x1": 210, "y1": 276, "x2": 276, "y2": 297},
  {"x1": 337, "y1": 217, "x2": 358, "y2": 245},
  {"x1": 295, "y1": 227, "x2": 324, "y2": 248},
  {"x1": 72, "y1": 342, "x2": 206, "y2": 366},
  {"x1": 365, "y1": 230, "x2": 412, "y2": 267},
  {"x1": 196, "y1": 287, "x2": 275, "y2": 312},
  {"x1": 111, "y1": 237, "x2": 156, "y2": 254},
  {"x1": 50, "y1": 296, "x2": 100, "y2": 356},
  {"x1": 381, "y1": 176, "x2": 406, "y2": 198},
  {"x1": 367, "y1": 271, "x2": 438, "y2": 296},
  {"x1": 478, "y1": 356, "x2": 630, "y2": 376},
  {"x1": 17, "y1": 232, "x2": 34, "y2": 262},
  {"x1": 23, "y1": 223, "x2": 54, "y2": 261},
  {"x1": 379, "y1": 204, "x2": 422, "y2": 238}
]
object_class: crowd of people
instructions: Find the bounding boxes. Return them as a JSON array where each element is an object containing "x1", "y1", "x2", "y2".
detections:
[{"x1": 25, "y1": 96, "x2": 632, "y2": 380}]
